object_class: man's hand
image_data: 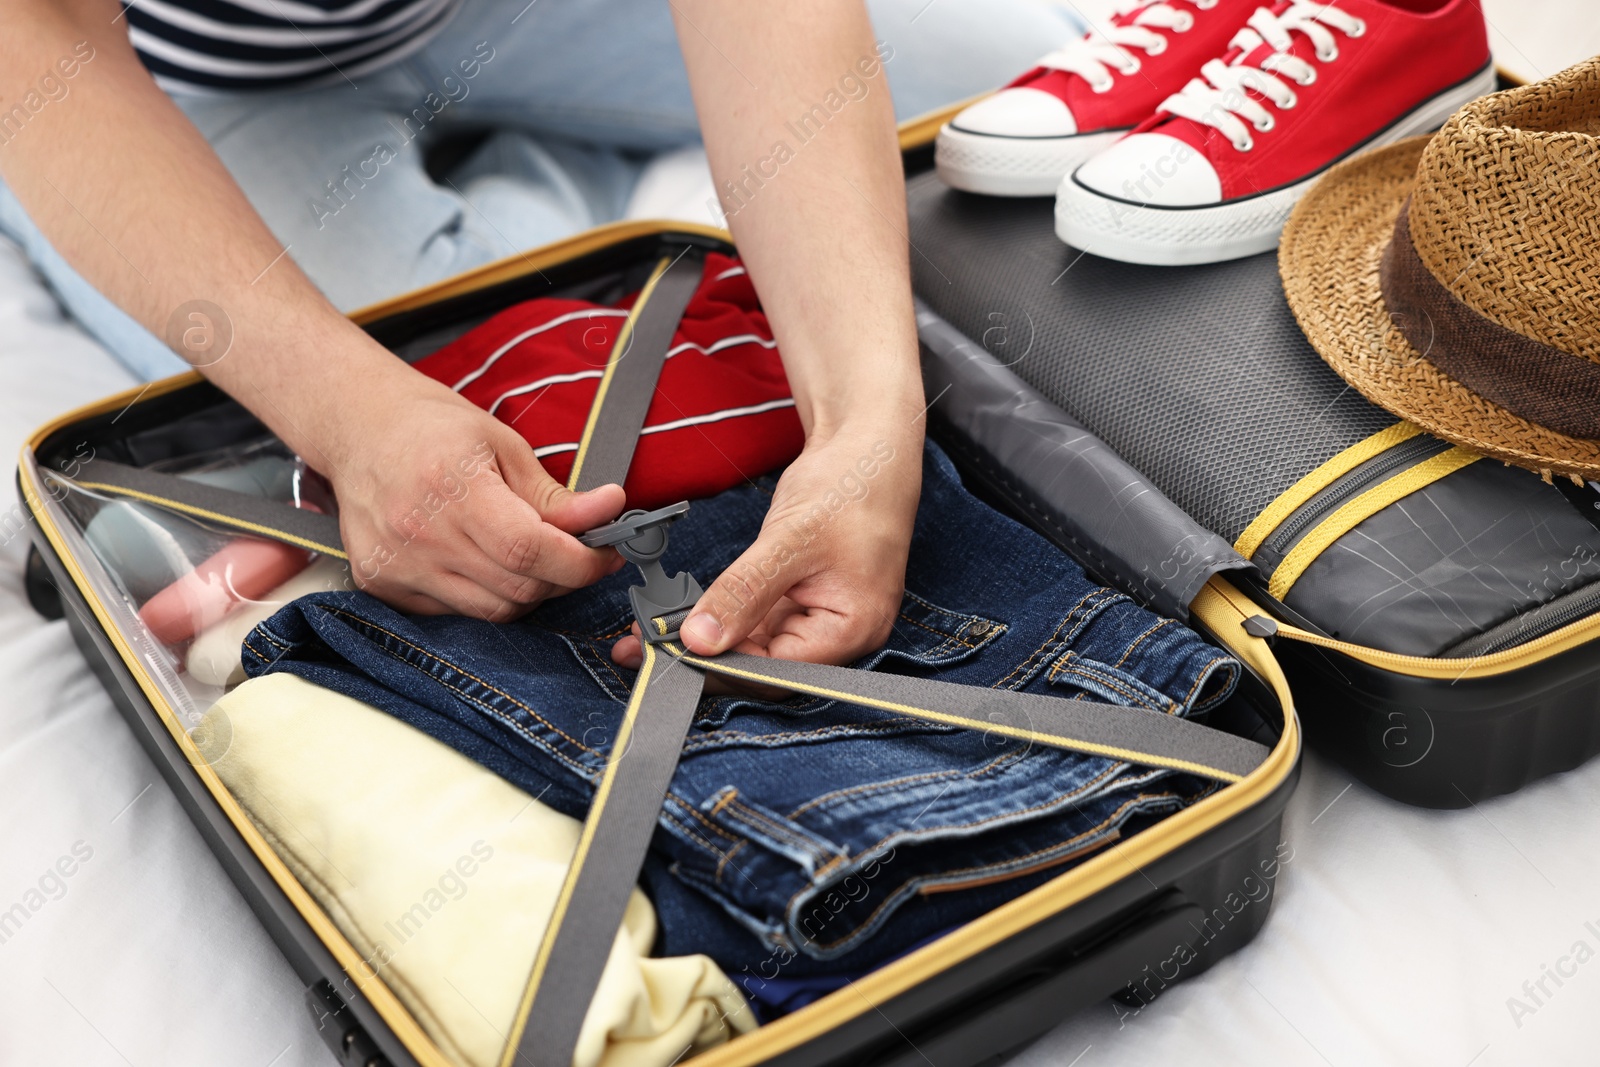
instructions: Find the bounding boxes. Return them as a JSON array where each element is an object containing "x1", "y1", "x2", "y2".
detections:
[
  {"x1": 611, "y1": 421, "x2": 921, "y2": 670},
  {"x1": 3, "y1": 0, "x2": 928, "y2": 635},
  {"x1": 631, "y1": 1, "x2": 929, "y2": 671},
  {"x1": 328, "y1": 368, "x2": 626, "y2": 620}
]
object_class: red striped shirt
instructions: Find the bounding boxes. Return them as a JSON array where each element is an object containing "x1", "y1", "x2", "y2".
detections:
[{"x1": 414, "y1": 253, "x2": 805, "y2": 509}]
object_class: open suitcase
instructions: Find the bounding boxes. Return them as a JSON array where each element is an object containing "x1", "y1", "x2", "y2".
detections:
[
  {"x1": 902, "y1": 81, "x2": 1600, "y2": 809},
  {"x1": 19, "y1": 116, "x2": 1300, "y2": 1067}
]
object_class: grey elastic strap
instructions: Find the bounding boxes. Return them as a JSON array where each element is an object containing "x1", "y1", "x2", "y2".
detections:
[
  {"x1": 505, "y1": 252, "x2": 706, "y2": 1067},
  {"x1": 65, "y1": 458, "x2": 346, "y2": 559},
  {"x1": 505, "y1": 645, "x2": 707, "y2": 1067},
  {"x1": 567, "y1": 250, "x2": 705, "y2": 493},
  {"x1": 663, "y1": 644, "x2": 1268, "y2": 784}
]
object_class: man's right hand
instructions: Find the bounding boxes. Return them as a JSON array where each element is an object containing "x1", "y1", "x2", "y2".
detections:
[{"x1": 326, "y1": 368, "x2": 626, "y2": 620}]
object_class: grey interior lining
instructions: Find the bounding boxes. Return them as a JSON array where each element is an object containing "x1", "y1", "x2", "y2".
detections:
[{"x1": 918, "y1": 302, "x2": 1249, "y2": 621}]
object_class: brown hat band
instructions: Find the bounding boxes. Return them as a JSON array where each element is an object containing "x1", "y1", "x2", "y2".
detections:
[{"x1": 1379, "y1": 199, "x2": 1600, "y2": 442}]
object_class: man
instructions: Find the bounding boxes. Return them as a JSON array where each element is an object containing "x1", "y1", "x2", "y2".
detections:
[{"x1": 0, "y1": 0, "x2": 1072, "y2": 666}]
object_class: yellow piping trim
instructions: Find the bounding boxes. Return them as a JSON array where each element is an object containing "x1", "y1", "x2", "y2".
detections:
[
  {"x1": 1267, "y1": 447, "x2": 1481, "y2": 601},
  {"x1": 1233, "y1": 422, "x2": 1424, "y2": 559},
  {"x1": 499, "y1": 641, "x2": 659, "y2": 1067},
  {"x1": 566, "y1": 255, "x2": 673, "y2": 492},
  {"x1": 686, "y1": 576, "x2": 1298, "y2": 1067},
  {"x1": 662, "y1": 643, "x2": 1245, "y2": 784},
  {"x1": 70, "y1": 480, "x2": 348, "y2": 559}
]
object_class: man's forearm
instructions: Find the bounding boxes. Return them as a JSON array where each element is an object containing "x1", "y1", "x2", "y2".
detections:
[
  {"x1": 0, "y1": 0, "x2": 408, "y2": 473},
  {"x1": 671, "y1": 1, "x2": 925, "y2": 440}
]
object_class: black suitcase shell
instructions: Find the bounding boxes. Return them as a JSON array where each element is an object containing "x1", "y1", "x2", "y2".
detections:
[{"x1": 20, "y1": 119, "x2": 1300, "y2": 1067}]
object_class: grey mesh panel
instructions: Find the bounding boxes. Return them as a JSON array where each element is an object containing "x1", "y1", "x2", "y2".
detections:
[
  {"x1": 917, "y1": 302, "x2": 1250, "y2": 620},
  {"x1": 906, "y1": 173, "x2": 1393, "y2": 542}
]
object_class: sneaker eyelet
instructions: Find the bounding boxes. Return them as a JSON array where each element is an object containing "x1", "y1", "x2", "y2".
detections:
[
  {"x1": 1196, "y1": 0, "x2": 1218, "y2": 8},
  {"x1": 1121, "y1": 59, "x2": 1142, "y2": 75},
  {"x1": 1317, "y1": 45, "x2": 1339, "y2": 62},
  {"x1": 1348, "y1": 18, "x2": 1367, "y2": 37},
  {"x1": 1145, "y1": 37, "x2": 1168, "y2": 55},
  {"x1": 1281, "y1": 91, "x2": 1298, "y2": 108},
  {"x1": 1173, "y1": 12, "x2": 1195, "y2": 31},
  {"x1": 1295, "y1": 68, "x2": 1315, "y2": 86},
  {"x1": 1233, "y1": 136, "x2": 1254, "y2": 152},
  {"x1": 1254, "y1": 115, "x2": 1275, "y2": 132},
  {"x1": 1093, "y1": 78, "x2": 1114, "y2": 93}
]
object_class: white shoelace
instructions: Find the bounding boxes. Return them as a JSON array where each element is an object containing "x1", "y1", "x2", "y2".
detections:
[
  {"x1": 1157, "y1": 2, "x2": 1367, "y2": 151},
  {"x1": 1037, "y1": 0, "x2": 1220, "y2": 94}
]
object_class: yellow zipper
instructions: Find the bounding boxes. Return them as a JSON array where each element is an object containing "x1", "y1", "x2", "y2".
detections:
[
  {"x1": 1204, "y1": 579, "x2": 1600, "y2": 680},
  {"x1": 1233, "y1": 421, "x2": 1421, "y2": 560},
  {"x1": 1265, "y1": 446, "x2": 1481, "y2": 601}
]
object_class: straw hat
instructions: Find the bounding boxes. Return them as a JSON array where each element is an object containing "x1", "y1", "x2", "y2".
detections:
[{"x1": 1279, "y1": 57, "x2": 1600, "y2": 481}]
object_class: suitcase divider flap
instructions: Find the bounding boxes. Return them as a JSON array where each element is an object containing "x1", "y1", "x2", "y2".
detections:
[{"x1": 917, "y1": 301, "x2": 1600, "y2": 683}]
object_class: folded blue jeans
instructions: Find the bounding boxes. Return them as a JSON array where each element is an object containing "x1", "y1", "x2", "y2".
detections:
[{"x1": 241, "y1": 442, "x2": 1240, "y2": 973}]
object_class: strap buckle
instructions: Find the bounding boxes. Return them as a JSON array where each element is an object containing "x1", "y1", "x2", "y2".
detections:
[{"x1": 579, "y1": 501, "x2": 703, "y2": 643}]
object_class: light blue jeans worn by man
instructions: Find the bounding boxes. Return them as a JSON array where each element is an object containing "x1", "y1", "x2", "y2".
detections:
[{"x1": 0, "y1": 0, "x2": 1080, "y2": 380}]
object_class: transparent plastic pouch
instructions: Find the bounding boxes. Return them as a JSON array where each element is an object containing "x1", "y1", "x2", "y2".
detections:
[{"x1": 45, "y1": 436, "x2": 351, "y2": 711}]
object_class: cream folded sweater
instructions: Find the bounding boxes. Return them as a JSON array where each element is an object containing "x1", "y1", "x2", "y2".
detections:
[{"x1": 202, "y1": 672, "x2": 754, "y2": 1067}]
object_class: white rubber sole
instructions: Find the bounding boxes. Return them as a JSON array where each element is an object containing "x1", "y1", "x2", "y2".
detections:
[
  {"x1": 936, "y1": 123, "x2": 1123, "y2": 198},
  {"x1": 1052, "y1": 66, "x2": 1500, "y2": 265}
]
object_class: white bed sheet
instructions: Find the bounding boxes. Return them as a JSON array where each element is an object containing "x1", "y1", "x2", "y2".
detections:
[{"x1": 5, "y1": 13, "x2": 1600, "y2": 1057}]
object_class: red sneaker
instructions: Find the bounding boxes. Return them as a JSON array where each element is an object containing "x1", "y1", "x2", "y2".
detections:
[
  {"x1": 936, "y1": 0, "x2": 1261, "y2": 197},
  {"x1": 1055, "y1": 0, "x2": 1494, "y2": 263}
]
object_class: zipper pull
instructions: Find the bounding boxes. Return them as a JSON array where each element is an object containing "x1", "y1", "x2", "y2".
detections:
[{"x1": 1243, "y1": 615, "x2": 1279, "y2": 639}]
